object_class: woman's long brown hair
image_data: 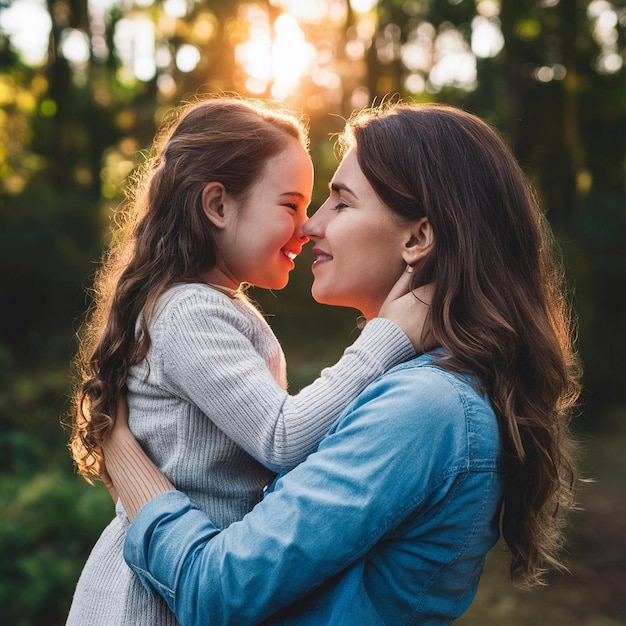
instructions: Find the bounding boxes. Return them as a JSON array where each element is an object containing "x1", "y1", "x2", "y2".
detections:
[
  {"x1": 343, "y1": 103, "x2": 582, "y2": 588},
  {"x1": 68, "y1": 96, "x2": 308, "y2": 480}
]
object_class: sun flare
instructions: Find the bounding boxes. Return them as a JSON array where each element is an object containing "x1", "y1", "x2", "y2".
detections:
[{"x1": 235, "y1": 6, "x2": 316, "y2": 99}]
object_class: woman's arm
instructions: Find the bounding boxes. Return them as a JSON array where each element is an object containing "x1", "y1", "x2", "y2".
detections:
[
  {"x1": 115, "y1": 362, "x2": 487, "y2": 626},
  {"x1": 107, "y1": 370, "x2": 426, "y2": 620}
]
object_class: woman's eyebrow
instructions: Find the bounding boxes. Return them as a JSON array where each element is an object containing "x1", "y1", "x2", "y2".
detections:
[{"x1": 330, "y1": 182, "x2": 358, "y2": 199}]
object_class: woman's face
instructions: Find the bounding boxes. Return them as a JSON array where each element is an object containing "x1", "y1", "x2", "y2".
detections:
[
  {"x1": 206, "y1": 137, "x2": 313, "y2": 290},
  {"x1": 303, "y1": 149, "x2": 409, "y2": 320}
]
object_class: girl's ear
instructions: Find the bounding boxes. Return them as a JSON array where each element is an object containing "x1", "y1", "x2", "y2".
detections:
[
  {"x1": 401, "y1": 217, "x2": 434, "y2": 267},
  {"x1": 201, "y1": 182, "x2": 228, "y2": 229}
]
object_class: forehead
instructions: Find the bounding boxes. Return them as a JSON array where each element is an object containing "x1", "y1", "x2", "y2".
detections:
[
  {"x1": 331, "y1": 150, "x2": 370, "y2": 192},
  {"x1": 256, "y1": 138, "x2": 313, "y2": 194},
  {"x1": 333, "y1": 150, "x2": 358, "y2": 177}
]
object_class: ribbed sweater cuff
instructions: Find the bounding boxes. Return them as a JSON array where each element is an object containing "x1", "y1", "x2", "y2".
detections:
[{"x1": 357, "y1": 318, "x2": 416, "y2": 368}]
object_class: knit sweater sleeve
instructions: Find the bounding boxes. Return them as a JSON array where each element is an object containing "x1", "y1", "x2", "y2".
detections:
[{"x1": 156, "y1": 289, "x2": 415, "y2": 473}]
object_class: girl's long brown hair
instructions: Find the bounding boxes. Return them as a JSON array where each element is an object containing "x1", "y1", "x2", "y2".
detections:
[
  {"x1": 69, "y1": 96, "x2": 308, "y2": 480},
  {"x1": 342, "y1": 103, "x2": 581, "y2": 588}
]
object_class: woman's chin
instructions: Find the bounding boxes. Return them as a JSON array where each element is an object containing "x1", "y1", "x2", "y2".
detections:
[
  {"x1": 310, "y1": 288, "x2": 350, "y2": 310},
  {"x1": 310, "y1": 285, "x2": 330, "y2": 305}
]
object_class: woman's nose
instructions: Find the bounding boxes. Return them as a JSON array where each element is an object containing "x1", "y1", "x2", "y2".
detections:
[{"x1": 302, "y1": 218, "x2": 314, "y2": 239}]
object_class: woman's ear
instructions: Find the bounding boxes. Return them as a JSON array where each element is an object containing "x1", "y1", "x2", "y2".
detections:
[
  {"x1": 402, "y1": 217, "x2": 434, "y2": 267},
  {"x1": 201, "y1": 182, "x2": 228, "y2": 229}
]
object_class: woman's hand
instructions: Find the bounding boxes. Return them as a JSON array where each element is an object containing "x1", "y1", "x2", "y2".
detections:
[
  {"x1": 99, "y1": 460, "x2": 119, "y2": 504},
  {"x1": 379, "y1": 272, "x2": 436, "y2": 353},
  {"x1": 116, "y1": 392, "x2": 130, "y2": 427},
  {"x1": 100, "y1": 391, "x2": 176, "y2": 521},
  {"x1": 98, "y1": 393, "x2": 130, "y2": 505}
]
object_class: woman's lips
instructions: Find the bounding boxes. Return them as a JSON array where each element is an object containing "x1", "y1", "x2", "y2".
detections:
[{"x1": 311, "y1": 250, "x2": 332, "y2": 270}]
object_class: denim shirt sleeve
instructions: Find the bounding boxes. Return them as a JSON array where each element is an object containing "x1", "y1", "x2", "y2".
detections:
[{"x1": 124, "y1": 362, "x2": 500, "y2": 626}]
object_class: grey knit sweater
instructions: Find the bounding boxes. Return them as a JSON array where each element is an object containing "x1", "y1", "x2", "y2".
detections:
[{"x1": 66, "y1": 283, "x2": 414, "y2": 625}]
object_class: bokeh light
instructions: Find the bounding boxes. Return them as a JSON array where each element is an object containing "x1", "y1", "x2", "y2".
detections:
[
  {"x1": 0, "y1": 0, "x2": 51, "y2": 66},
  {"x1": 235, "y1": 6, "x2": 315, "y2": 99},
  {"x1": 1, "y1": 0, "x2": 624, "y2": 101}
]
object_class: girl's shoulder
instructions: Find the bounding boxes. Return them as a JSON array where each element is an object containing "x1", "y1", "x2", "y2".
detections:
[
  {"x1": 161, "y1": 281, "x2": 233, "y2": 301},
  {"x1": 151, "y1": 282, "x2": 268, "y2": 332},
  {"x1": 154, "y1": 283, "x2": 240, "y2": 316}
]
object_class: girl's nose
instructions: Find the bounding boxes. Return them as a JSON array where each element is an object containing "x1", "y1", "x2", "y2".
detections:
[
  {"x1": 295, "y1": 214, "x2": 309, "y2": 242},
  {"x1": 303, "y1": 203, "x2": 326, "y2": 240}
]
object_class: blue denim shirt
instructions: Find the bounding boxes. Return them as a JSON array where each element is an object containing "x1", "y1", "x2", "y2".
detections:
[{"x1": 124, "y1": 354, "x2": 506, "y2": 625}]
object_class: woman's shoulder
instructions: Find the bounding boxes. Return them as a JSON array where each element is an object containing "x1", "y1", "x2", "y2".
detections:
[
  {"x1": 350, "y1": 353, "x2": 501, "y2": 463},
  {"x1": 371, "y1": 353, "x2": 482, "y2": 403}
]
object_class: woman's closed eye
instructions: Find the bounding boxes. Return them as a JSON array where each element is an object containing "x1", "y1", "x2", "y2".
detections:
[{"x1": 333, "y1": 201, "x2": 349, "y2": 211}]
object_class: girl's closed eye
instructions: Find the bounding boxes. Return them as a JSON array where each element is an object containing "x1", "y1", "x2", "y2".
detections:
[{"x1": 333, "y1": 201, "x2": 349, "y2": 211}]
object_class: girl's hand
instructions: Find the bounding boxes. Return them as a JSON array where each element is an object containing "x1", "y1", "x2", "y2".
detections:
[{"x1": 379, "y1": 272, "x2": 436, "y2": 353}]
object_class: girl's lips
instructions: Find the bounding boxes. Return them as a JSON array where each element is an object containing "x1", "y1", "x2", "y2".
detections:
[{"x1": 282, "y1": 248, "x2": 302, "y2": 263}]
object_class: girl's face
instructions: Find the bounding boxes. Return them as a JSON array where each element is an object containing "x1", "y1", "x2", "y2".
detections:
[
  {"x1": 206, "y1": 137, "x2": 313, "y2": 290},
  {"x1": 303, "y1": 149, "x2": 410, "y2": 320}
]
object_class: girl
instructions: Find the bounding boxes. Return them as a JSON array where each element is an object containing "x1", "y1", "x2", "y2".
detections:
[{"x1": 66, "y1": 97, "x2": 426, "y2": 625}]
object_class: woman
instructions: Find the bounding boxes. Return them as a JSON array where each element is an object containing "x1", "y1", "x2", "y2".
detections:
[
  {"x1": 101, "y1": 102, "x2": 581, "y2": 625},
  {"x1": 66, "y1": 97, "x2": 427, "y2": 625}
]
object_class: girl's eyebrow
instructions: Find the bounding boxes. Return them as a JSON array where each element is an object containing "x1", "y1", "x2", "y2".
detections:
[
  {"x1": 330, "y1": 182, "x2": 358, "y2": 200},
  {"x1": 279, "y1": 191, "x2": 309, "y2": 202}
]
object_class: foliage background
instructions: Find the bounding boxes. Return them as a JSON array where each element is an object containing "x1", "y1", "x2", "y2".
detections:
[{"x1": 0, "y1": 0, "x2": 625, "y2": 623}]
